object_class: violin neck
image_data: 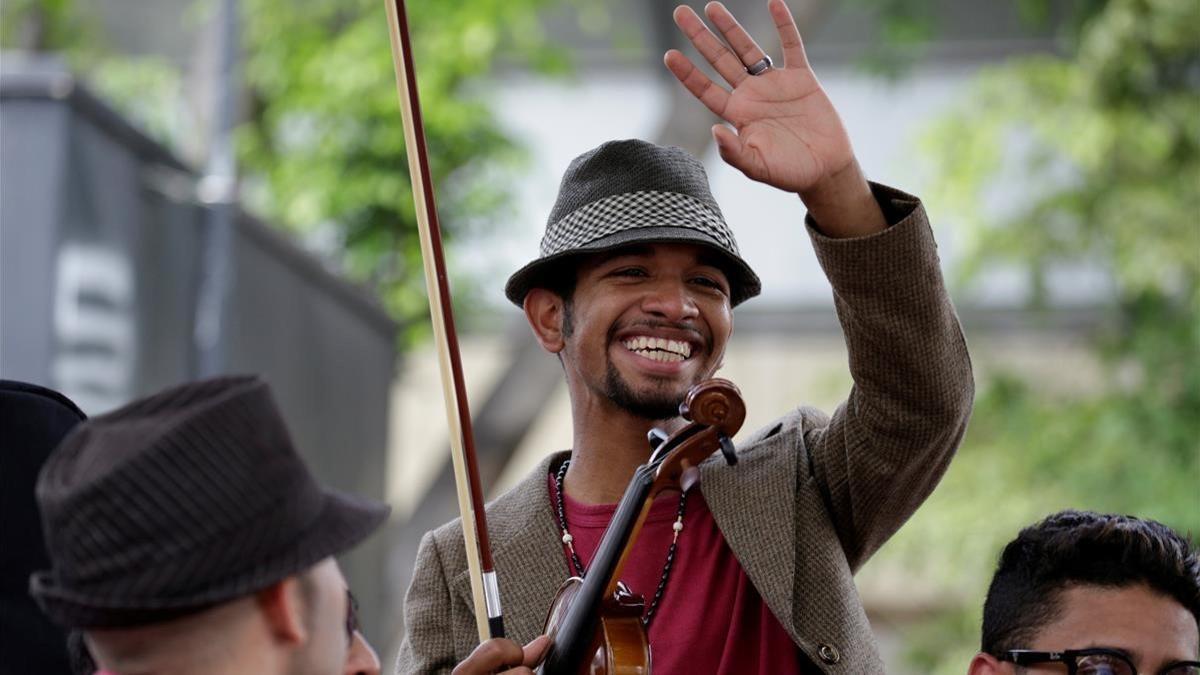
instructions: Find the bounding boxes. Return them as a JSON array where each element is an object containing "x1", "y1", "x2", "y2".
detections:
[
  {"x1": 586, "y1": 463, "x2": 656, "y2": 592},
  {"x1": 541, "y1": 463, "x2": 656, "y2": 674}
]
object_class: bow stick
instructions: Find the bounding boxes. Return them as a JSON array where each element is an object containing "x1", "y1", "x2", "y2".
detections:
[{"x1": 384, "y1": 0, "x2": 504, "y2": 642}]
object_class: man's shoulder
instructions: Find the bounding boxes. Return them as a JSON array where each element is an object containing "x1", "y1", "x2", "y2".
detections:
[
  {"x1": 422, "y1": 450, "x2": 566, "y2": 570},
  {"x1": 414, "y1": 451, "x2": 567, "y2": 642},
  {"x1": 692, "y1": 405, "x2": 836, "y2": 488},
  {"x1": 735, "y1": 406, "x2": 829, "y2": 455}
]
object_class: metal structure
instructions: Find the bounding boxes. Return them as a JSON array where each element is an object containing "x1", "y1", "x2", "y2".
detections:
[{"x1": 0, "y1": 60, "x2": 398, "y2": 645}]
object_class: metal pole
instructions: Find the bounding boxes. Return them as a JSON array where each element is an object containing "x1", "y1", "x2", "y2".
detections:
[{"x1": 194, "y1": 0, "x2": 239, "y2": 377}]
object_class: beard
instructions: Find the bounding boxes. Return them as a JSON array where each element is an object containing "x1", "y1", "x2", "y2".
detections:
[{"x1": 603, "y1": 361, "x2": 687, "y2": 420}]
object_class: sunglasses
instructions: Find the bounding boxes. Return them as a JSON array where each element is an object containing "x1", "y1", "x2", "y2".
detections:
[{"x1": 1000, "y1": 648, "x2": 1200, "y2": 675}]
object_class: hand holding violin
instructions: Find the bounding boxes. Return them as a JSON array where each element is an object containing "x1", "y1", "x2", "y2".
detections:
[
  {"x1": 664, "y1": 0, "x2": 887, "y2": 238},
  {"x1": 452, "y1": 635, "x2": 550, "y2": 675}
]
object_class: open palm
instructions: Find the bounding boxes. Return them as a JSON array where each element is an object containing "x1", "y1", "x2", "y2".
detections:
[{"x1": 664, "y1": 0, "x2": 856, "y2": 193}]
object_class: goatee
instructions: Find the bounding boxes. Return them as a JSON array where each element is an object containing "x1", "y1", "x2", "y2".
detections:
[{"x1": 604, "y1": 362, "x2": 685, "y2": 420}]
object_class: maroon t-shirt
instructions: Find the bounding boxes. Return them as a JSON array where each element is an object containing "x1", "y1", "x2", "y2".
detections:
[{"x1": 550, "y1": 476, "x2": 805, "y2": 673}]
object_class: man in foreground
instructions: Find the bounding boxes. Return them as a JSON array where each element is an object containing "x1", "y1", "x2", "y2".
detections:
[
  {"x1": 398, "y1": 0, "x2": 973, "y2": 672},
  {"x1": 30, "y1": 376, "x2": 389, "y2": 675},
  {"x1": 968, "y1": 510, "x2": 1199, "y2": 675}
]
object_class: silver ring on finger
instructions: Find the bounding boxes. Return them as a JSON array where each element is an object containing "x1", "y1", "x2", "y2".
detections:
[{"x1": 746, "y1": 55, "x2": 773, "y2": 76}]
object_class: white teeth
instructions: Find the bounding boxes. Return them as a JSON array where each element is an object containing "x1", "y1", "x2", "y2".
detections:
[
  {"x1": 621, "y1": 335, "x2": 693, "y2": 360},
  {"x1": 644, "y1": 351, "x2": 683, "y2": 363},
  {"x1": 668, "y1": 339, "x2": 691, "y2": 358}
]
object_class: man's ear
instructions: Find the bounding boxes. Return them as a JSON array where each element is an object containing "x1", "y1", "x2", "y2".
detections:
[
  {"x1": 256, "y1": 577, "x2": 308, "y2": 645},
  {"x1": 524, "y1": 288, "x2": 566, "y2": 354},
  {"x1": 968, "y1": 652, "x2": 1006, "y2": 675}
]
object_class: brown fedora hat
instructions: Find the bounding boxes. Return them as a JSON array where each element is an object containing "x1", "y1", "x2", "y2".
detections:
[{"x1": 29, "y1": 375, "x2": 390, "y2": 629}]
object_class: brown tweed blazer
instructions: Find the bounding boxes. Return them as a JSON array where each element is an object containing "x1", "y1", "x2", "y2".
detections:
[{"x1": 396, "y1": 185, "x2": 974, "y2": 673}]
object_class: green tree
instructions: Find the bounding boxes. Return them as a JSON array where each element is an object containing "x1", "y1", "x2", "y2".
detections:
[
  {"x1": 236, "y1": 0, "x2": 574, "y2": 335},
  {"x1": 2, "y1": 0, "x2": 576, "y2": 340},
  {"x1": 852, "y1": 0, "x2": 1200, "y2": 670}
]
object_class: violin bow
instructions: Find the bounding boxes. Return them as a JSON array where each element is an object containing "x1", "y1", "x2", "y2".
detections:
[{"x1": 384, "y1": 0, "x2": 505, "y2": 642}]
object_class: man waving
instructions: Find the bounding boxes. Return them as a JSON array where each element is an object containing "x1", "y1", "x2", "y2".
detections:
[{"x1": 397, "y1": 1, "x2": 973, "y2": 672}]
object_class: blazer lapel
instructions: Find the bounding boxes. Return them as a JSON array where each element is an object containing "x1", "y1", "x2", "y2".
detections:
[{"x1": 700, "y1": 432, "x2": 800, "y2": 644}]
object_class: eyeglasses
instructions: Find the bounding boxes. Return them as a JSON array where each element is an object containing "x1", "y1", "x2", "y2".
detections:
[
  {"x1": 1000, "y1": 648, "x2": 1200, "y2": 675},
  {"x1": 345, "y1": 588, "x2": 361, "y2": 646}
]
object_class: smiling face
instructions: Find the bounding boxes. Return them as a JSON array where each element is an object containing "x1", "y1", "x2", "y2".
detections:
[{"x1": 532, "y1": 242, "x2": 734, "y2": 421}]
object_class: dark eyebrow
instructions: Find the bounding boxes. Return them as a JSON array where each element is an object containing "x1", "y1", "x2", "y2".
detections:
[{"x1": 1083, "y1": 645, "x2": 1142, "y2": 664}]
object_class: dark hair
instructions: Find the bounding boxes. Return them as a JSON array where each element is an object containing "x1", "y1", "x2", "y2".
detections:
[
  {"x1": 534, "y1": 259, "x2": 578, "y2": 303},
  {"x1": 529, "y1": 260, "x2": 578, "y2": 340},
  {"x1": 981, "y1": 509, "x2": 1200, "y2": 653}
]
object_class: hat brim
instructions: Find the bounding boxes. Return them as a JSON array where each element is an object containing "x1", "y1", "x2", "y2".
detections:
[
  {"x1": 505, "y1": 226, "x2": 761, "y2": 308},
  {"x1": 30, "y1": 489, "x2": 390, "y2": 629}
]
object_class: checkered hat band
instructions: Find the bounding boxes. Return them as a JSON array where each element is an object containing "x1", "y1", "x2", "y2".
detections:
[{"x1": 540, "y1": 191, "x2": 739, "y2": 257}]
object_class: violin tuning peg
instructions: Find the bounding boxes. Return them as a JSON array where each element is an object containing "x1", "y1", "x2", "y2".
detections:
[
  {"x1": 719, "y1": 435, "x2": 737, "y2": 466},
  {"x1": 647, "y1": 428, "x2": 669, "y2": 451},
  {"x1": 678, "y1": 400, "x2": 691, "y2": 420}
]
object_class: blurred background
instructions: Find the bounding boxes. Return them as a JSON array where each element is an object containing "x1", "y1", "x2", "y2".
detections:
[{"x1": 1, "y1": 0, "x2": 1196, "y2": 671}]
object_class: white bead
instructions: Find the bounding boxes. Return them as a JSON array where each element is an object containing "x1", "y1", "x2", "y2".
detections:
[
  {"x1": 672, "y1": 520, "x2": 684, "y2": 533},
  {"x1": 562, "y1": 532, "x2": 573, "y2": 544}
]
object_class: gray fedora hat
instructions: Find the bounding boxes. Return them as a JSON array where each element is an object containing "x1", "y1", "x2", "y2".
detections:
[
  {"x1": 29, "y1": 375, "x2": 390, "y2": 629},
  {"x1": 505, "y1": 139, "x2": 761, "y2": 307}
]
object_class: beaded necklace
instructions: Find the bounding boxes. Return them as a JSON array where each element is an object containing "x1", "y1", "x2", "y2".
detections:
[{"x1": 552, "y1": 459, "x2": 687, "y2": 628}]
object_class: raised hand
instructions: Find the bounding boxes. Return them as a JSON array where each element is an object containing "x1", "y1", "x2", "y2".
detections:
[
  {"x1": 665, "y1": 0, "x2": 852, "y2": 193},
  {"x1": 665, "y1": 0, "x2": 886, "y2": 236}
]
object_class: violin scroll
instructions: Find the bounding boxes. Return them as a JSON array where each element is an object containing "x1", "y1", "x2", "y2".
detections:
[
  {"x1": 679, "y1": 378, "x2": 745, "y2": 436},
  {"x1": 653, "y1": 378, "x2": 745, "y2": 494}
]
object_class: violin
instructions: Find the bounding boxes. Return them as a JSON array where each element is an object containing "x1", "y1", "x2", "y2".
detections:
[{"x1": 538, "y1": 378, "x2": 746, "y2": 675}]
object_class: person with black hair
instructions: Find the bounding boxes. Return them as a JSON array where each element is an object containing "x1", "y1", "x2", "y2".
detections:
[
  {"x1": 398, "y1": 0, "x2": 974, "y2": 672},
  {"x1": 969, "y1": 510, "x2": 1200, "y2": 675}
]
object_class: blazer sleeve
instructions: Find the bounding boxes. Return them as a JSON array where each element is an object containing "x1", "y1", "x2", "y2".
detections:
[
  {"x1": 800, "y1": 183, "x2": 974, "y2": 572},
  {"x1": 395, "y1": 531, "x2": 459, "y2": 674}
]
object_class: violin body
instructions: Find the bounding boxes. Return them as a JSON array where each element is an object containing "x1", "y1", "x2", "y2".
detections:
[
  {"x1": 592, "y1": 601, "x2": 651, "y2": 675},
  {"x1": 543, "y1": 578, "x2": 650, "y2": 675},
  {"x1": 537, "y1": 379, "x2": 745, "y2": 675}
]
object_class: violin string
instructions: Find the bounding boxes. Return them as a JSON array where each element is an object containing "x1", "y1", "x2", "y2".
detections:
[{"x1": 553, "y1": 458, "x2": 687, "y2": 628}]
